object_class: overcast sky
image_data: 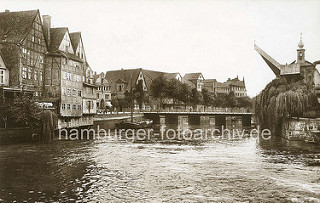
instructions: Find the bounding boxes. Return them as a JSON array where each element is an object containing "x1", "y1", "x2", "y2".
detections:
[{"x1": 1, "y1": 0, "x2": 320, "y2": 97}]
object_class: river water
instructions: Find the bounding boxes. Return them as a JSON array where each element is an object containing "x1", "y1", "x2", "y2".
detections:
[{"x1": 1, "y1": 129, "x2": 320, "y2": 202}]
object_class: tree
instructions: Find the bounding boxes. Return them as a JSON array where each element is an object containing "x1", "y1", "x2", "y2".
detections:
[
  {"x1": 178, "y1": 83, "x2": 191, "y2": 109},
  {"x1": 150, "y1": 76, "x2": 167, "y2": 110},
  {"x1": 0, "y1": 92, "x2": 41, "y2": 128},
  {"x1": 201, "y1": 88, "x2": 212, "y2": 110},
  {"x1": 165, "y1": 79, "x2": 181, "y2": 108},
  {"x1": 223, "y1": 91, "x2": 238, "y2": 108},
  {"x1": 134, "y1": 80, "x2": 145, "y2": 110},
  {"x1": 190, "y1": 88, "x2": 201, "y2": 110},
  {"x1": 236, "y1": 96, "x2": 253, "y2": 109},
  {"x1": 255, "y1": 77, "x2": 320, "y2": 134},
  {"x1": 212, "y1": 94, "x2": 225, "y2": 107}
]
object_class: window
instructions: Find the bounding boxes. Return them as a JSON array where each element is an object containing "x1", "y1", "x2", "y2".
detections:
[
  {"x1": 40, "y1": 71, "x2": 43, "y2": 81},
  {"x1": 28, "y1": 68, "x2": 32, "y2": 79},
  {"x1": 34, "y1": 70, "x2": 37, "y2": 80},
  {"x1": 67, "y1": 88, "x2": 71, "y2": 96},
  {"x1": 62, "y1": 88, "x2": 66, "y2": 96},
  {"x1": 22, "y1": 67, "x2": 27, "y2": 79},
  {"x1": 98, "y1": 86, "x2": 101, "y2": 91},
  {"x1": 117, "y1": 84, "x2": 124, "y2": 91},
  {"x1": 67, "y1": 104, "x2": 71, "y2": 110},
  {"x1": 73, "y1": 89, "x2": 77, "y2": 96},
  {"x1": 78, "y1": 90, "x2": 82, "y2": 97},
  {"x1": 62, "y1": 103, "x2": 66, "y2": 110},
  {"x1": 0, "y1": 69, "x2": 4, "y2": 84},
  {"x1": 78, "y1": 104, "x2": 82, "y2": 110},
  {"x1": 72, "y1": 104, "x2": 76, "y2": 110}
]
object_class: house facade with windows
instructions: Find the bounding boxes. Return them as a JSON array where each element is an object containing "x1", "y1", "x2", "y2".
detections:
[
  {"x1": 94, "y1": 72, "x2": 111, "y2": 111},
  {"x1": 0, "y1": 10, "x2": 47, "y2": 98},
  {"x1": 42, "y1": 16, "x2": 91, "y2": 128},
  {"x1": 204, "y1": 76, "x2": 247, "y2": 97},
  {"x1": 83, "y1": 65, "x2": 97, "y2": 115},
  {"x1": 182, "y1": 73, "x2": 204, "y2": 92}
]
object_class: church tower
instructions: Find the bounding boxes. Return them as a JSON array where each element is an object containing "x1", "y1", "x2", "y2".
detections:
[{"x1": 297, "y1": 33, "x2": 305, "y2": 63}]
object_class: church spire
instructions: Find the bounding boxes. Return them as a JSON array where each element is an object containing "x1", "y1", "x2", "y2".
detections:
[
  {"x1": 298, "y1": 33, "x2": 304, "y2": 49},
  {"x1": 297, "y1": 33, "x2": 305, "y2": 63}
]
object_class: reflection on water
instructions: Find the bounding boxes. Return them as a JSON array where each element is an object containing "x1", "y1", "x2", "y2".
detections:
[{"x1": 1, "y1": 125, "x2": 320, "y2": 202}]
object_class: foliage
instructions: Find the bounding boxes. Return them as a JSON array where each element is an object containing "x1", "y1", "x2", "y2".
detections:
[
  {"x1": 178, "y1": 83, "x2": 192, "y2": 108},
  {"x1": 190, "y1": 88, "x2": 201, "y2": 108},
  {"x1": 255, "y1": 77, "x2": 320, "y2": 134},
  {"x1": 202, "y1": 88, "x2": 212, "y2": 107},
  {"x1": 0, "y1": 92, "x2": 41, "y2": 128},
  {"x1": 134, "y1": 80, "x2": 146, "y2": 109}
]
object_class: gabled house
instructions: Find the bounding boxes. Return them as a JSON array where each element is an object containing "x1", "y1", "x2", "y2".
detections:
[
  {"x1": 105, "y1": 68, "x2": 165, "y2": 110},
  {"x1": 83, "y1": 64, "x2": 97, "y2": 115},
  {"x1": 94, "y1": 72, "x2": 111, "y2": 111},
  {"x1": 182, "y1": 73, "x2": 204, "y2": 92},
  {"x1": 42, "y1": 15, "x2": 92, "y2": 128},
  {"x1": 0, "y1": 9, "x2": 47, "y2": 97}
]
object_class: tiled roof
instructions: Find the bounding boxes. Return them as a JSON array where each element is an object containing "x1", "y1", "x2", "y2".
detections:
[
  {"x1": 204, "y1": 79, "x2": 217, "y2": 83},
  {"x1": 0, "y1": 10, "x2": 38, "y2": 44},
  {"x1": 183, "y1": 73, "x2": 202, "y2": 80},
  {"x1": 105, "y1": 68, "x2": 141, "y2": 92},
  {"x1": 105, "y1": 68, "x2": 166, "y2": 92},
  {"x1": 162, "y1": 73, "x2": 181, "y2": 80},
  {"x1": 141, "y1": 69, "x2": 165, "y2": 89},
  {"x1": 69, "y1": 32, "x2": 81, "y2": 53},
  {"x1": 181, "y1": 78, "x2": 196, "y2": 88},
  {"x1": 49, "y1": 27, "x2": 68, "y2": 51}
]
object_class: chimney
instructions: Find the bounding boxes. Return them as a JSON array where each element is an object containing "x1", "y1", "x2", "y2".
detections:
[
  {"x1": 5, "y1": 10, "x2": 9, "y2": 12},
  {"x1": 42, "y1": 15, "x2": 51, "y2": 46}
]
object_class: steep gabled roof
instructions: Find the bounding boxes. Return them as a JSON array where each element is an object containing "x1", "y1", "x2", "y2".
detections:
[
  {"x1": 105, "y1": 68, "x2": 167, "y2": 92},
  {"x1": 182, "y1": 78, "x2": 196, "y2": 88},
  {"x1": 0, "y1": 10, "x2": 38, "y2": 44},
  {"x1": 183, "y1": 73, "x2": 203, "y2": 80},
  {"x1": 69, "y1": 32, "x2": 81, "y2": 52},
  {"x1": 141, "y1": 69, "x2": 165, "y2": 88},
  {"x1": 49, "y1": 27, "x2": 68, "y2": 51},
  {"x1": 105, "y1": 68, "x2": 141, "y2": 92},
  {"x1": 162, "y1": 72, "x2": 181, "y2": 81}
]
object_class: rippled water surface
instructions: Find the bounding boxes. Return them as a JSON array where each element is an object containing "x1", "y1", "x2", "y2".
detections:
[{"x1": 1, "y1": 135, "x2": 320, "y2": 202}]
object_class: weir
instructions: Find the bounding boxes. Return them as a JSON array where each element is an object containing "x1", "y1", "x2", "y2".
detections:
[{"x1": 144, "y1": 112, "x2": 252, "y2": 129}]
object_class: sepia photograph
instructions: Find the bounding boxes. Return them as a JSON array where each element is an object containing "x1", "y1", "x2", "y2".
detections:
[{"x1": 0, "y1": 0, "x2": 320, "y2": 202}]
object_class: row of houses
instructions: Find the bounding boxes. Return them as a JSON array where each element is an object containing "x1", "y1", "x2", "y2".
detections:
[
  {"x1": 0, "y1": 9, "x2": 111, "y2": 129},
  {"x1": 0, "y1": 9, "x2": 247, "y2": 129},
  {"x1": 104, "y1": 68, "x2": 247, "y2": 110}
]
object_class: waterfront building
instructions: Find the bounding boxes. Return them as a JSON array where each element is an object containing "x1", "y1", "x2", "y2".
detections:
[
  {"x1": 83, "y1": 65, "x2": 97, "y2": 115},
  {"x1": 0, "y1": 10, "x2": 47, "y2": 98},
  {"x1": 94, "y1": 72, "x2": 112, "y2": 111},
  {"x1": 41, "y1": 15, "x2": 93, "y2": 128}
]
